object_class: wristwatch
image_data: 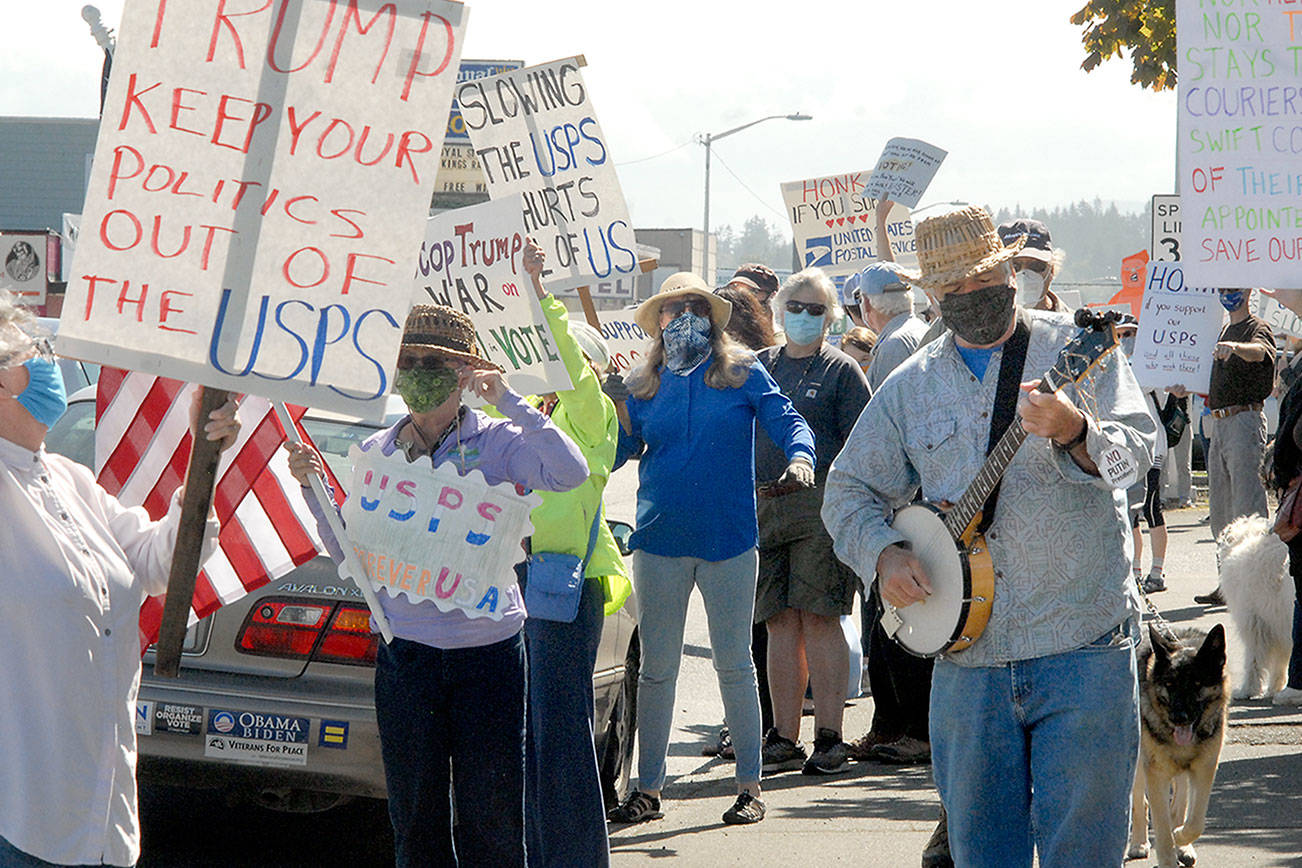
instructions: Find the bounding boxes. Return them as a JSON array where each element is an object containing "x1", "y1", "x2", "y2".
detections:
[{"x1": 1054, "y1": 414, "x2": 1089, "y2": 451}]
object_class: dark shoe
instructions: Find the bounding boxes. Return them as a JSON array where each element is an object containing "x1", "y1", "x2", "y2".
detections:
[
  {"x1": 1194, "y1": 587, "x2": 1226, "y2": 606},
  {"x1": 846, "y1": 729, "x2": 896, "y2": 761},
  {"x1": 761, "y1": 727, "x2": 807, "y2": 773},
  {"x1": 802, "y1": 728, "x2": 849, "y2": 775},
  {"x1": 921, "y1": 806, "x2": 953, "y2": 868},
  {"x1": 607, "y1": 790, "x2": 663, "y2": 825},
  {"x1": 702, "y1": 725, "x2": 733, "y2": 759},
  {"x1": 721, "y1": 791, "x2": 766, "y2": 825},
  {"x1": 870, "y1": 735, "x2": 932, "y2": 765},
  {"x1": 1141, "y1": 572, "x2": 1167, "y2": 594}
]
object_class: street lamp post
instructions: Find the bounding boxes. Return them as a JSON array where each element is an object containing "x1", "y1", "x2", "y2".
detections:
[{"x1": 701, "y1": 112, "x2": 811, "y2": 279}]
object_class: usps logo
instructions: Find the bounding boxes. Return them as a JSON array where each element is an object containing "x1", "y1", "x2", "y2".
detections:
[
  {"x1": 210, "y1": 710, "x2": 236, "y2": 734},
  {"x1": 804, "y1": 236, "x2": 833, "y2": 268},
  {"x1": 319, "y1": 720, "x2": 350, "y2": 749},
  {"x1": 135, "y1": 702, "x2": 153, "y2": 736}
]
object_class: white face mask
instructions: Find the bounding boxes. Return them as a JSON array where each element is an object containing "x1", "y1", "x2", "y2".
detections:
[{"x1": 1015, "y1": 269, "x2": 1046, "y2": 307}]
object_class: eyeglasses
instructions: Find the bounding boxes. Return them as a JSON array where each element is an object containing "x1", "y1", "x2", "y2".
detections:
[
  {"x1": 661, "y1": 298, "x2": 713, "y2": 319},
  {"x1": 1016, "y1": 260, "x2": 1049, "y2": 275},
  {"x1": 396, "y1": 352, "x2": 457, "y2": 372},
  {"x1": 785, "y1": 300, "x2": 827, "y2": 317}
]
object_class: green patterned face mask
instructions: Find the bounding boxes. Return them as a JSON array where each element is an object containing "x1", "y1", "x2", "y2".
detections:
[{"x1": 394, "y1": 366, "x2": 459, "y2": 413}]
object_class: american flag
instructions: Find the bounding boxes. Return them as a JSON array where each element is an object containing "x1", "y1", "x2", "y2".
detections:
[{"x1": 93, "y1": 368, "x2": 340, "y2": 652}]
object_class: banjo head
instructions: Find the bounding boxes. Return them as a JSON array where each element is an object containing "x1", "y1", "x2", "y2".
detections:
[{"x1": 887, "y1": 504, "x2": 971, "y2": 657}]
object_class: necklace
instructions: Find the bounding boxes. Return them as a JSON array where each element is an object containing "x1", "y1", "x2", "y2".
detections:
[
  {"x1": 782, "y1": 346, "x2": 821, "y2": 401},
  {"x1": 398, "y1": 407, "x2": 463, "y2": 465}
]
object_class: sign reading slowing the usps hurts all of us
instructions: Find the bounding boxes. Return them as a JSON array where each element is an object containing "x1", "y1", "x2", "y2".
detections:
[
  {"x1": 341, "y1": 447, "x2": 540, "y2": 620},
  {"x1": 455, "y1": 57, "x2": 638, "y2": 289},
  {"x1": 780, "y1": 170, "x2": 917, "y2": 276},
  {"x1": 413, "y1": 195, "x2": 573, "y2": 396},
  {"x1": 57, "y1": 0, "x2": 468, "y2": 419}
]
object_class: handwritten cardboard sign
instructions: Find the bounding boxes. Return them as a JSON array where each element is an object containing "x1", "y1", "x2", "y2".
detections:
[
  {"x1": 780, "y1": 170, "x2": 917, "y2": 276},
  {"x1": 455, "y1": 57, "x2": 638, "y2": 289},
  {"x1": 593, "y1": 310, "x2": 652, "y2": 374},
  {"x1": 860, "y1": 138, "x2": 947, "y2": 209},
  {"x1": 1257, "y1": 292, "x2": 1302, "y2": 340},
  {"x1": 57, "y1": 0, "x2": 467, "y2": 419},
  {"x1": 0, "y1": 232, "x2": 50, "y2": 305},
  {"x1": 1132, "y1": 262, "x2": 1223, "y2": 393},
  {"x1": 341, "y1": 447, "x2": 540, "y2": 620},
  {"x1": 412, "y1": 195, "x2": 573, "y2": 396},
  {"x1": 1176, "y1": 1, "x2": 1302, "y2": 285}
]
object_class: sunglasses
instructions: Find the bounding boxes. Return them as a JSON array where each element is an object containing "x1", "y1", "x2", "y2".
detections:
[
  {"x1": 396, "y1": 352, "x2": 458, "y2": 372},
  {"x1": 1017, "y1": 260, "x2": 1049, "y2": 275},
  {"x1": 662, "y1": 298, "x2": 713, "y2": 319},
  {"x1": 785, "y1": 300, "x2": 827, "y2": 317}
]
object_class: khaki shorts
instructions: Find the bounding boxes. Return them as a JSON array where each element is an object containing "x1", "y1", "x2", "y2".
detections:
[{"x1": 755, "y1": 529, "x2": 859, "y2": 624}]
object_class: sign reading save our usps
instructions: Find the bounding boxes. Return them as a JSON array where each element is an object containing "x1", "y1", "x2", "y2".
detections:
[
  {"x1": 57, "y1": 0, "x2": 468, "y2": 419},
  {"x1": 341, "y1": 446, "x2": 540, "y2": 620}
]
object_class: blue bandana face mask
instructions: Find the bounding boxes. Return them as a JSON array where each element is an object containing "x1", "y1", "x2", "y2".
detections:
[
  {"x1": 16, "y1": 356, "x2": 66, "y2": 429},
  {"x1": 1219, "y1": 290, "x2": 1246, "y2": 312},
  {"x1": 662, "y1": 311, "x2": 712, "y2": 373},
  {"x1": 783, "y1": 310, "x2": 825, "y2": 346}
]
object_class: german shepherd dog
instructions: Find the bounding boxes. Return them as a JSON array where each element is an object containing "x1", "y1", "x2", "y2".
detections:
[{"x1": 1128, "y1": 624, "x2": 1229, "y2": 868}]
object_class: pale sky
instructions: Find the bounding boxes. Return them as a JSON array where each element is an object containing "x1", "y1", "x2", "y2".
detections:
[{"x1": 7, "y1": 0, "x2": 1177, "y2": 235}]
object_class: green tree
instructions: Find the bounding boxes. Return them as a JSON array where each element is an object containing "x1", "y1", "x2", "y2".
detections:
[
  {"x1": 716, "y1": 215, "x2": 791, "y2": 270},
  {"x1": 1071, "y1": 0, "x2": 1177, "y2": 91}
]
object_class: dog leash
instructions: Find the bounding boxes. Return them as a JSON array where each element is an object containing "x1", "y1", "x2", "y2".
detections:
[{"x1": 1134, "y1": 576, "x2": 1181, "y2": 643}]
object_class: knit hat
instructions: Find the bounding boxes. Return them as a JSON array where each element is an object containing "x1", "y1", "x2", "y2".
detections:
[
  {"x1": 902, "y1": 206, "x2": 1024, "y2": 293},
  {"x1": 400, "y1": 304, "x2": 500, "y2": 370}
]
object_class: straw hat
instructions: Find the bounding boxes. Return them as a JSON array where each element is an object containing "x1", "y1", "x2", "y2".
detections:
[
  {"x1": 902, "y1": 206, "x2": 1025, "y2": 293},
  {"x1": 401, "y1": 304, "x2": 501, "y2": 370},
  {"x1": 634, "y1": 272, "x2": 733, "y2": 338}
]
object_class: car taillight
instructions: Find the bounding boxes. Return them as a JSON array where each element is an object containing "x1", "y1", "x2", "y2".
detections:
[{"x1": 236, "y1": 598, "x2": 378, "y2": 665}]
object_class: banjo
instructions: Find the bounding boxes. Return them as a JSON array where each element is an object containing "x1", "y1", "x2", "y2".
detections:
[{"x1": 881, "y1": 309, "x2": 1122, "y2": 657}]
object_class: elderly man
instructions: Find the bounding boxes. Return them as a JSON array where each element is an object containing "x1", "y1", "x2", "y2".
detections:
[
  {"x1": 823, "y1": 206, "x2": 1156, "y2": 868},
  {"x1": 998, "y1": 218, "x2": 1070, "y2": 313},
  {"x1": 858, "y1": 260, "x2": 930, "y2": 392}
]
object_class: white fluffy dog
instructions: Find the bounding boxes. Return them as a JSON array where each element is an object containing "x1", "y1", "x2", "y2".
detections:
[{"x1": 1217, "y1": 515, "x2": 1294, "y2": 700}]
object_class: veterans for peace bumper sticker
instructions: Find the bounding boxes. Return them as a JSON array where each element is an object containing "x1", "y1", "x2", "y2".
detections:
[{"x1": 205, "y1": 709, "x2": 309, "y2": 767}]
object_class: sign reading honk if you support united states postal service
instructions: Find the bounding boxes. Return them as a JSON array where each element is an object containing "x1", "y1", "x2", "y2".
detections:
[{"x1": 341, "y1": 446, "x2": 539, "y2": 620}]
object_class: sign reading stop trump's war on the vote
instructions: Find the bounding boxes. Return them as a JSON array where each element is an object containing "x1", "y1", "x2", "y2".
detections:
[
  {"x1": 413, "y1": 195, "x2": 572, "y2": 396},
  {"x1": 342, "y1": 446, "x2": 539, "y2": 620},
  {"x1": 57, "y1": 0, "x2": 468, "y2": 419},
  {"x1": 1176, "y1": 1, "x2": 1302, "y2": 286},
  {"x1": 1132, "y1": 262, "x2": 1224, "y2": 394},
  {"x1": 780, "y1": 170, "x2": 917, "y2": 277},
  {"x1": 455, "y1": 57, "x2": 638, "y2": 289}
]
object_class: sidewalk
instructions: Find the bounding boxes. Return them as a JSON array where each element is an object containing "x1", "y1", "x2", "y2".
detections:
[{"x1": 608, "y1": 506, "x2": 1302, "y2": 866}]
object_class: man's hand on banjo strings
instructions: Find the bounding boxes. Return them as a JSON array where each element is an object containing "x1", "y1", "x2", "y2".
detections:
[{"x1": 877, "y1": 542, "x2": 933, "y2": 608}]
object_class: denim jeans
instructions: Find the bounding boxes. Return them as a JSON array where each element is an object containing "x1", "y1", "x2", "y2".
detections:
[
  {"x1": 930, "y1": 620, "x2": 1140, "y2": 868},
  {"x1": 633, "y1": 548, "x2": 761, "y2": 791},
  {"x1": 374, "y1": 634, "x2": 527, "y2": 868},
  {"x1": 1287, "y1": 536, "x2": 1302, "y2": 688},
  {"x1": 0, "y1": 837, "x2": 111, "y2": 868},
  {"x1": 523, "y1": 576, "x2": 610, "y2": 867}
]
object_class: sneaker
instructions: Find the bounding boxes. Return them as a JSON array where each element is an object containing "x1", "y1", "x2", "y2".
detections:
[
  {"x1": 1193, "y1": 587, "x2": 1226, "y2": 606},
  {"x1": 1141, "y1": 572, "x2": 1167, "y2": 594},
  {"x1": 702, "y1": 725, "x2": 733, "y2": 759},
  {"x1": 846, "y1": 729, "x2": 896, "y2": 761},
  {"x1": 869, "y1": 734, "x2": 932, "y2": 765},
  {"x1": 802, "y1": 728, "x2": 849, "y2": 775},
  {"x1": 606, "y1": 790, "x2": 663, "y2": 825},
  {"x1": 1273, "y1": 686, "x2": 1302, "y2": 706},
  {"x1": 721, "y1": 791, "x2": 766, "y2": 825},
  {"x1": 921, "y1": 805, "x2": 953, "y2": 868},
  {"x1": 762, "y1": 728, "x2": 808, "y2": 773}
]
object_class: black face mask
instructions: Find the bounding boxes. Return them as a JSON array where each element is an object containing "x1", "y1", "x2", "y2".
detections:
[{"x1": 939, "y1": 283, "x2": 1017, "y2": 346}]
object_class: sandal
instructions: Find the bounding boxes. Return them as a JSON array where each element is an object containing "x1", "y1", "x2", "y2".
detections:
[{"x1": 607, "y1": 790, "x2": 663, "y2": 825}]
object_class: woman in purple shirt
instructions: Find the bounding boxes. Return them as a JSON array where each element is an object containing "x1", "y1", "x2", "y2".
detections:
[{"x1": 288, "y1": 304, "x2": 587, "y2": 868}]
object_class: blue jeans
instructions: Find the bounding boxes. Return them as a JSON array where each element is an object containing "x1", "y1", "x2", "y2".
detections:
[
  {"x1": 375, "y1": 634, "x2": 527, "y2": 868},
  {"x1": 632, "y1": 548, "x2": 761, "y2": 792},
  {"x1": 0, "y1": 837, "x2": 112, "y2": 868},
  {"x1": 930, "y1": 621, "x2": 1139, "y2": 868},
  {"x1": 524, "y1": 577, "x2": 609, "y2": 867}
]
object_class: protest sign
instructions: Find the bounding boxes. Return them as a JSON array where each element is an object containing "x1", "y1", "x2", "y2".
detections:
[
  {"x1": 455, "y1": 57, "x2": 638, "y2": 288},
  {"x1": 1151, "y1": 194, "x2": 1181, "y2": 262},
  {"x1": 342, "y1": 447, "x2": 540, "y2": 620},
  {"x1": 1132, "y1": 262, "x2": 1223, "y2": 393},
  {"x1": 57, "y1": 0, "x2": 467, "y2": 419},
  {"x1": 780, "y1": 170, "x2": 917, "y2": 276},
  {"x1": 1257, "y1": 292, "x2": 1302, "y2": 340},
  {"x1": 445, "y1": 60, "x2": 525, "y2": 142},
  {"x1": 860, "y1": 138, "x2": 947, "y2": 210},
  {"x1": 413, "y1": 195, "x2": 573, "y2": 396},
  {"x1": 1176, "y1": 2, "x2": 1302, "y2": 286},
  {"x1": 593, "y1": 310, "x2": 651, "y2": 374},
  {"x1": 433, "y1": 60, "x2": 526, "y2": 201},
  {"x1": 0, "y1": 232, "x2": 50, "y2": 305}
]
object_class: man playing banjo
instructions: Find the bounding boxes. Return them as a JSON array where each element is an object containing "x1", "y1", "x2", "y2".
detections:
[{"x1": 822, "y1": 206, "x2": 1156, "y2": 868}]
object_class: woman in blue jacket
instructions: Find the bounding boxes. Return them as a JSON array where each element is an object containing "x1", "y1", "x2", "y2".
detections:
[{"x1": 607, "y1": 272, "x2": 815, "y2": 827}]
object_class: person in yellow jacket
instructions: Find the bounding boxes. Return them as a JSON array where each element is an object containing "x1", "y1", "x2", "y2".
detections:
[{"x1": 518, "y1": 238, "x2": 630, "y2": 867}]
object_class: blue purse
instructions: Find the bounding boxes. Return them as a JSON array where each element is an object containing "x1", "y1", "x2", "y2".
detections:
[{"x1": 523, "y1": 508, "x2": 603, "y2": 623}]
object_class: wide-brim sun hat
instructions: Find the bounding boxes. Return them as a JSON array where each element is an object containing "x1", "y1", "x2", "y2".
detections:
[
  {"x1": 401, "y1": 304, "x2": 501, "y2": 370},
  {"x1": 634, "y1": 272, "x2": 733, "y2": 338},
  {"x1": 902, "y1": 205, "x2": 1025, "y2": 293}
]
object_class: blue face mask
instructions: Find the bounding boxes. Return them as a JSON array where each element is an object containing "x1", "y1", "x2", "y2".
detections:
[
  {"x1": 1219, "y1": 290, "x2": 1246, "y2": 312},
  {"x1": 16, "y1": 356, "x2": 67, "y2": 429},
  {"x1": 662, "y1": 312, "x2": 712, "y2": 373},
  {"x1": 783, "y1": 310, "x2": 825, "y2": 346}
]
